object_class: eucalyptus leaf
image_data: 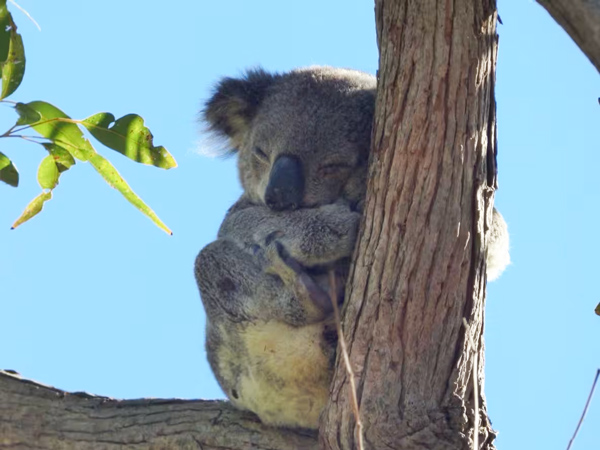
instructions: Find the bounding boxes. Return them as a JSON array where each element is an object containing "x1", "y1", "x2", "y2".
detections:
[
  {"x1": 82, "y1": 113, "x2": 176, "y2": 169},
  {"x1": 37, "y1": 154, "x2": 59, "y2": 189},
  {"x1": 0, "y1": 151, "x2": 8, "y2": 170},
  {"x1": 15, "y1": 101, "x2": 96, "y2": 161},
  {"x1": 11, "y1": 191, "x2": 52, "y2": 229},
  {"x1": 0, "y1": 150, "x2": 18, "y2": 187},
  {"x1": 43, "y1": 143, "x2": 76, "y2": 172},
  {"x1": 89, "y1": 153, "x2": 172, "y2": 235},
  {"x1": 0, "y1": 14, "x2": 25, "y2": 100},
  {"x1": 0, "y1": 0, "x2": 11, "y2": 63},
  {"x1": 14, "y1": 101, "x2": 40, "y2": 123}
]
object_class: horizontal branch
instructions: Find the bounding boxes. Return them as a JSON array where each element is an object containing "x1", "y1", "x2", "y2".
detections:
[
  {"x1": 0, "y1": 370, "x2": 318, "y2": 450},
  {"x1": 537, "y1": 0, "x2": 600, "y2": 73}
]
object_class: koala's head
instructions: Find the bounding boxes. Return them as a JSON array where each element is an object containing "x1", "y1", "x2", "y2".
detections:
[{"x1": 203, "y1": 66, "x2": 376, "y2": 211}]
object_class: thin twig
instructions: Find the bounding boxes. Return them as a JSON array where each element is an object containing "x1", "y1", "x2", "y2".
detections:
[
  {"x1": 0, "y1": 134, "x2": 46, "y2": 143},
  {"x1": 8, "y1": 0, "x2": 41, "y2": 31},
  {"x1": 328, "y1": 270, "x2": 364, "y2": 450},
  {"x1": 566, "y1": 369, "x2": 600, "y2": 450},
  {"x1": 462, "y1": 318, "x2": 479, "y2": 450},
  {"x1": 0, "y1": 124, "x2": 18, "y2": 137}
]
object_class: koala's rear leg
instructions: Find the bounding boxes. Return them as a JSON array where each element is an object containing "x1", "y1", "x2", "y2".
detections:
[
  {"x1": 197, "y1": 238, "x2": 320, "y2": 325},
  {"x1": 199, "y1": 237, "x2": 341, "y2": 326}
]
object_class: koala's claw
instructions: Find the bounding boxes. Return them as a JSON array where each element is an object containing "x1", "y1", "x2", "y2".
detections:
[
  {"x1": 272, "y1": 240, "x2": 335, "y2": 314},
  {"x1": 264, "y1": 230, "x2": 284, "y2": 247},
  {"x1": 274, "y1": 241, "x2": 302, "y2": 274},
  {"x1": 298, "y1": 272, "x2": 332, "y2": 314}
]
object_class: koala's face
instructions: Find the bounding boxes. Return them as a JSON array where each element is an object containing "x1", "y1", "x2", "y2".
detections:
[{"x1": 203, "y1": 67, "x2": 376, "y2": 210}]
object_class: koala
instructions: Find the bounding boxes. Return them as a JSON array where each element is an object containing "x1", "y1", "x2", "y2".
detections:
[{"x1": 195, "y1": 66, "x2": 510, "y2": 429}]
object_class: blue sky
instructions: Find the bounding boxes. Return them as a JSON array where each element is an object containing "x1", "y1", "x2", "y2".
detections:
[{"x1": 1, "y1": 1, "x2": 598, "y2": 448}]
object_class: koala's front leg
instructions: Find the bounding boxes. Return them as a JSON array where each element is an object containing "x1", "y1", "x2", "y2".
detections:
[
  {"x1": 262, "y1": 202, "x2": 361, "y2": 268},
  {"x1": 220, "y1": 198, "x2": 361, "y2": 268}
]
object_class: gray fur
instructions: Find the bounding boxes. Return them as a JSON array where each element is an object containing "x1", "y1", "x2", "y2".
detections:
[{"x1": 195, "y1": 66, "x2": 510, "y2": 429}]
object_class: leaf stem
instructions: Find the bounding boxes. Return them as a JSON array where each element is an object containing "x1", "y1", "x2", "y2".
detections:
[
  {"x1": 0, "y1": 133, "x2": 48, "y2": 144},
  {"x1": 9, "y1": 116, "x2": 81, "y2": 135}
]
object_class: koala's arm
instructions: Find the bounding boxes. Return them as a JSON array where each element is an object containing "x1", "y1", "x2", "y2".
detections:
[
  {"x1": 219, "y1": 196, "x2": 361, "y2": 268},
  {"x1": 487, "y1": 208, "x2": 510, "y2": 281}
]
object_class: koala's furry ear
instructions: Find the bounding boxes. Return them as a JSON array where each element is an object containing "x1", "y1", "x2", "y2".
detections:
[{"x1": 203, "y1": 69, "x2": 278, "y2": 149}]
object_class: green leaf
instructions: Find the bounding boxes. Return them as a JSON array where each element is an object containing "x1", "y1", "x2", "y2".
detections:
[
  {"x1": 37, "y1": 155, "x2": 59, "y2": 189},
  {"x1": 14, "y1": 101, "x2": 40, "y2": 123},
  {"x1": 11, "y1": 191, "x2": 52, "y2": 229},
  {"x1": 0, "y1": 14, "x2": 25, "y2": 100},
  {"x1": 89, "y1": 153, "x2": 172, "y2": 235},
  {"x1": 0, "y1": 151, "x2": 8, "y2": 170},
  {"x1": 43, "y1": 143, "x2": 76, "y2": 172},
  {"x1": 15, "y1": 101, "x2": 96, "y2": 161},
  {"x1": 0, "y1": 0, "x2": 11, "y2": 63},
  {"x1": 0, "y1": 150, "x2": 18, "y2": 186},
  {"x1": 81, "y1": 113, "x2": 177, "y2": 169}
]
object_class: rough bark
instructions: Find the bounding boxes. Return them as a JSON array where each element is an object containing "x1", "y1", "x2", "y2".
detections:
[
  {"x1": 319, "y1": 1, "x2": 499, "y2": 449},
  {"x1": 0, "y1": 370, "x2": 318, "y2": 449},
  {"x1": 536, "y1": 0, "x2": 600, "y2": 73}
]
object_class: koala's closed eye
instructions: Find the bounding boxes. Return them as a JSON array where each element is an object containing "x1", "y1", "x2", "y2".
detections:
[
  {"x1": 253, "y1": 147, "x2": 269, "y2": 162},
  {"x1": 319, "y1": 163, "x2": 353, "y2": 177}
]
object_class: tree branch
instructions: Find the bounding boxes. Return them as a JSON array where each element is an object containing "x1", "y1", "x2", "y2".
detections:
[
  {"x1": 0, "y1": 370, "x2": 318, "y2": 449},
  {"x1": 536, "y1": 0, "x2": 600, "y2": 73}
]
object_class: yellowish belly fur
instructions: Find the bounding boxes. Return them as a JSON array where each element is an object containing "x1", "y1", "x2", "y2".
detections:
[{"x1": 218, "y1": 320, "x2": 332, "y2": 429}]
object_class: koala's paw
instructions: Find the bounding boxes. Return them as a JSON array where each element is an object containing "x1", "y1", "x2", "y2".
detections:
[
  {"x1": 264, "y1": 238, "x2": 335, "y2": 315},
  {"x1": 297, "y1": 204, "x2": 361, "y2": 265},
  {"x1": 264, "y1": 237, "x2": 300, "y2": 283}
]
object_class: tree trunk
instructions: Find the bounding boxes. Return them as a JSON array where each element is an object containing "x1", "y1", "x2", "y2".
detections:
[
  {"x1": 536, "y1": 0, "x2": 600, "y2": 73},
  {"x1": 320, "y1": 1, "x2": 499, "y2": 449},
  {"x1": 0, "y1": 370, "x2": 318, "y2": 449}
]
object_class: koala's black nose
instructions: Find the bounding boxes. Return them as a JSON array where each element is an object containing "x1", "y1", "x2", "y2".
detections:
[{"x1": 265, "y1": 155, "x2": 304, "y2": 211}]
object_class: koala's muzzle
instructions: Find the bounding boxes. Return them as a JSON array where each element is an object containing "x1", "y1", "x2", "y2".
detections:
[{"x1": 265, "y1": 155, "x2": 304, "y2": 211}]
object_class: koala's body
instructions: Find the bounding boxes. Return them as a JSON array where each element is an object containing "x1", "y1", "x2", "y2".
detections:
[
  {"x1": 195, "y1": 67, "x2": 510, "y2": 429},
  {"x1": 197, "y1": 197, "x2": 359, "y2": 428}
]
